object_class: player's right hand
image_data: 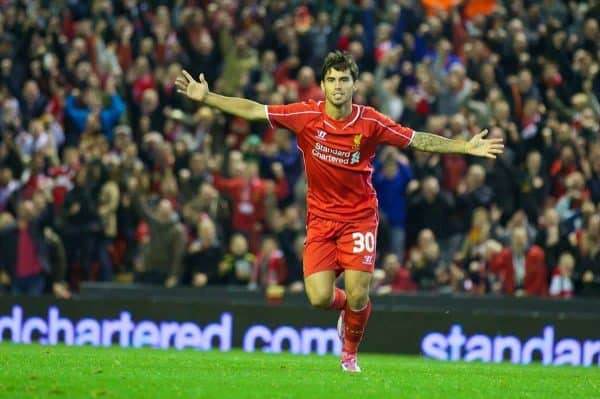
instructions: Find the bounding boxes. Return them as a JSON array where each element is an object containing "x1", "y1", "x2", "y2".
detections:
[{"x1": 175, "y1": 70, "x2": 209, "y2": 102}]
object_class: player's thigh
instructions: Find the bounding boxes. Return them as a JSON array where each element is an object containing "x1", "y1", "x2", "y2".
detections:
[
  {"x1": 304, "y1": 269, "x2": 337, "y2": 307},
  {"x1": 337, "y1": 217, "x2": 378, "y2": 274},
  {"x1": 303, "y1": 238, "x2": 339, "y2": 306}
]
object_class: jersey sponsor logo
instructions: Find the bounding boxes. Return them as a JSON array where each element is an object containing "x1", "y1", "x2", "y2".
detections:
[
  {"x1": 350, "y1": 151, "x2": 360, "y2": 165},
  {"x1": 316, "y1": 130, "x2": 327, "y2": 141},
  {"x1": 312, "y1": 142, "x2": 352, "y2": 165}
]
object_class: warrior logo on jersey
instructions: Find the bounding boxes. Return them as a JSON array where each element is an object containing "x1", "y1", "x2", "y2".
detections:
[
  {"x1": 316, "y1": 130, "x2": 327, "y2": 140},
  {"x1": 352, "y1": 134, "x2": 362, "y2": 150}
]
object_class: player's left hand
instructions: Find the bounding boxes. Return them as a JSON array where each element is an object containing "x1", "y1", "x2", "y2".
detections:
[{"x1": 465, "y1": 129, "x2": 504, "y2": 159}]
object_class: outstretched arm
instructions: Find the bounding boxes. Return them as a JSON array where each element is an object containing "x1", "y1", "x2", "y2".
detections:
[
  {"x1": 410, "y1": 129, "x2": 504, "y2": 159},
  {"x1": 175, "y1": 70, "x2": 267, "y2": 122}
]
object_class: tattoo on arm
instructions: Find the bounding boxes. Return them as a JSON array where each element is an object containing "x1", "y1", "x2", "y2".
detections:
[{"x1": 409, "y1": 131, "x2": 467, "y2": 154}]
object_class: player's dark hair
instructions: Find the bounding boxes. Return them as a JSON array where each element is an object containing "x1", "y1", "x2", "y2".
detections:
[{"x1": 321, "y1": 50, "x2": 359, "y2": 82}]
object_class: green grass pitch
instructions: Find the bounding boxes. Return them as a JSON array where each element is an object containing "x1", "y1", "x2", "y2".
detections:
[{"x1": 0, "y1": 344, "x2": 597, "y2": 398}]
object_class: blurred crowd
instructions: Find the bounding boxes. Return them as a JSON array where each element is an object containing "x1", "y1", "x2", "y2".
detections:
[{"x1": 0, "y1": 0, "x2": 599, "y2": 299}]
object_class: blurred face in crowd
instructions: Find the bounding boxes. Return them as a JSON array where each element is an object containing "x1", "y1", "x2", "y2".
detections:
[
  {"x1": 558, "y1": 253, "x2": 574, "y2": 277},
  {"x1": 31, "y1": 152, "x2": 46, "y2": 173},
  {"x1": 449, "y1": 114, "x2": 466, "y2": 136},
  {"x1": 472, "y1": 207, "x2": 489, "y2": 229},
  {"x1": 512, "y1": 32, "x2": 527, "y2": 53},
  {"x1": 566, "y1": 172, "x2": 584, "y2": 198},
  {"x1": 510, "y1": 227, "x2": 528, "y2": 254},
  {"x1": 157, "y1": 199, "x2": 173, "y2": 223},
  {"x1": 417, "y1": 229, "x2": 435, "y2": 249},
  {"x1": 347, "y1": 41, "x2": 364, "y2": 61},
  {"x1": 447, "y1": 64, "x2": 466, "y2": 90},
  {"x1": 0, "y1": 167, "x2": 12, "y2": 186},
  {"x1": 260, "y1": 50, "x2": 276, "y2": 70},
  {"x1": 526, "y1": 151, "x2": 541, "y2": 174},
  {"x1": 189, "y1": 153, "x2": 205, "y2": 174},
  {"x1": 321, "y1": 67, "x2": 356, "y2": 108},
  {"x1": 493, "y1": 100, "x2": 510, "y2": 122},
  {"x1": 140, "y1": 37, "x2": 154, "y2": 56},
  {"x1": 544, "y1": 208, "x2": 559, "y2": 227},
  {"x1": 523, "y1": 98, "x2": 539, "y2": 118},
  {"x1": 424, "y1": 242, "x2": 440, "y2": 262},
  {"x1": 382, "y1": 158, "x2": 399, "y2": 179},
  {"x1": 382, "y1": 254, "x2": 400, "y2": 277},
  {"x1": 518, "y1": 69, "x2": 533, "y2": 93},
  {"x1": 199, "y1": 182, "x2": 218, "y2": 202},
  {"x1": 75, "y1": 61, "x2": 92, "y2": 84},
  {"x1": 583, "y1": 18, "x2": 599, "y2": 40},
  {"x1": 559, "y1": 145, "x2": 575, "y2": 163},
  {"x1": 0, "y1": 212, "x2": 15, "y2": 229},
  {"x1": 135, "y1": 56, "x2": 151, "y2": 75},
  {"x1": 422, "y1": 176, "x2": 439, "y2": 202},
  {"x1": 29, "y1": 119, "x2": 45, "y2": 137},
  {"x1": 587, "y1": 214, "x2": 600, "y2": 236},
  {"x1": 198, "y1": 219, "x2": 216, "y2": 243},
  {"x1": 17, "y1": 200, "x2": 35, "y2": 223},
  {"x1": 466, "y1": 165, "x2": 486, "y2": 190},
  {"x1": 160, "y1": 175, "x2": 178, "y2": 198},
  {"x1": 480, "y1": 63, "x2": 496, "y2": 86},
  {"x1": 32, "y1": 189, "x2": 47, "y2": 213},
  {"x1": 230, "y1": 233, "x2": 248, "y2": 256},
  {"x1": 298, "y1": 66, "x2": 316, "y2": 89},
  {"x1": 244, "y1": 160, "x2": 260, "y2": 179},
  {"x1": 316, "y1": 11, "x2": 329, "y2": 27},
  {"x1": 142, "y1": 89, "x2": 159, "y2": 113},
  {"x1": 261, "y1": 237, "x2": 277, "y2": 256},
  {"x1": 23, "y1": 80, "x2": 39, "y2": 103}
]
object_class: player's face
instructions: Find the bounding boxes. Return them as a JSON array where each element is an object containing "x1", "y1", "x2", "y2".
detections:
[{"x1": 321, "y1": 68, "x2": 356, "y2": 107}]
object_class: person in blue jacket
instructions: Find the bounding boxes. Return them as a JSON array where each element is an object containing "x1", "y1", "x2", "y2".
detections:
[
  {"x1": 373, "y1": 146, "x2": 415, "y2": 260},
  {"x1": 64, "y1": 76, "x2": 125, "y2": 143}
]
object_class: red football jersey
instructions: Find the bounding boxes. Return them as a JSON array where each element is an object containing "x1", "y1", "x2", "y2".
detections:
[{"x1": 266, "y1": 100, "x2": 414, "y2": 221}]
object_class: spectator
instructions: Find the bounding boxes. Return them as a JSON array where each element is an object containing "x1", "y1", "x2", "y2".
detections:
[
  {"x1": 250, "y1": 236, "x2": 287, "y2": 290},
  {"x1": 488, "y1": 226, "x2": 548, "y2": 297},
  {"x1": 0, "y1": 201, "x2": 49, "y2": 296},
  {"x1": 64, "y1": 77, "x2": 125, "y2": 143},
  {"x1": 406, "y1": 229, "x2": 441, "y2": 290},
  {"x1": 213, "y1": 158, "x2": 288, "y2": 252},
  {"x1": 408, "y1": 175, "x2": 458, "y2": 263},
  {"x1": 185, "y1": 217, "x2": 224, "y2": 287},
  {"x1": 133, "y1": 191, "x2": 186, "y2": 288},
  {"x1": 549, "y1": 252, "x2": 576, "y2": 298},
  {"x1": 373, "y1": 147, "x2": 414, "y2": 258},
  {"x1": 219, "y1": 233, "x2": 255, "y2": 286},
  {"x1": 518, "y1": 150, "x2": 550, "y2": 223},
  {"x1": 556, "y1": 171, "x2": 587, "y2": 233},
  {"x1": 372, "y1": 253, "x2": 416, "y2": 295}
]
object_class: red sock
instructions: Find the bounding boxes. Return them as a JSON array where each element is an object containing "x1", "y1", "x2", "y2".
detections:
[
  {"x1": 328, "y1": 288, "x2": 347, "y2": 310},
  {"x1": 342, "y1": 301, "x2": 371, "y2": 354}
]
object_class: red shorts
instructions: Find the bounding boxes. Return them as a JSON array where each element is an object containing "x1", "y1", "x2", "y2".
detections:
[{"x1": 303, "y1": 212, "x2": 378, "y2": 277}]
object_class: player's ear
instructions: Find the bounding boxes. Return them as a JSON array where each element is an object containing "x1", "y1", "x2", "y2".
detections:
[{"x1": 320, "y1": 81, "x2": 324, "y2": 92}]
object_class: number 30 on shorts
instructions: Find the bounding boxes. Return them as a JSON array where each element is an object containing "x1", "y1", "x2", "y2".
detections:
[{"x1": 351, "y1": 232, "x2": 375, "y2": 253}]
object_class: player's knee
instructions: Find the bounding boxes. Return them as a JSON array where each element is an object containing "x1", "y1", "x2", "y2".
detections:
[
  {"x1": 346, "y1": 289, "x2": 369, "y2": 310},
  {"x1": 307, "y1": 290, "x2": 332, "y2": 308}
]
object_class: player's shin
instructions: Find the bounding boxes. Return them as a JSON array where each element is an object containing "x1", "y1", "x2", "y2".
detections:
[{"x1": 342, "y1": 300, "x2": 372, "y2": 354}]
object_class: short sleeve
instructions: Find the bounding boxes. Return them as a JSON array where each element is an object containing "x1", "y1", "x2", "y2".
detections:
[
  {"x1": 266, "y1": 101, "x2": 321, "y2": 134},
  {"x1": 366, "y1": 108, "x2": 415, "y2": 148}
]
